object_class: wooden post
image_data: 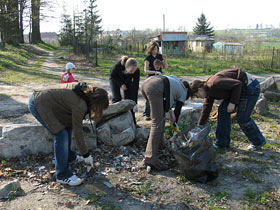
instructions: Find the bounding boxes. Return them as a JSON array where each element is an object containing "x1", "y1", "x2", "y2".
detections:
[
  {"x1": 95, "y1": 40, "x2": 98, "y2": 66},
  {"x1": 271, "y1": 47, "x2": 275, "y2": 70}
]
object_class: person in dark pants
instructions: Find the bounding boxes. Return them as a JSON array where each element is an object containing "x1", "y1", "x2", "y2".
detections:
[
  {"x1": 28, "y1": 83, "x2": 109, "y2": 186},
  {"x1": 109, "y1": 56, "x2": 140, "y2": 125},
  {"x1": 143, "y1": 41, "x2": 168, "y2": 120},
  {"x1": 138, "y1": 75, "x2": 190, "y2": 171},
  {"x1": 189, "y1": 68, "x2": 266, "y2": 151}
]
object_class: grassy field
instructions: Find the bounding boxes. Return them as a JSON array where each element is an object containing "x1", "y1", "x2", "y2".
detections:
[
  {"x1": 0, "y1": 44, "x2": 61, "y2": 84},
  {"x1": 1, "y1": 43, "x2": 280, "y2": 85},
  {"x1": 85, "y1": 50, "x2": 280, "y2": 78}
]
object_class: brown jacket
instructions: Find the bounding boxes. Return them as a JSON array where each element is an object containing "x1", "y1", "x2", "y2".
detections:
[
  {"x1": 33, "y1": 83, "x2": 89, "y2": 155},
  {"x1": 198, "y1": 68, "x2": 247, "y2": 125}
]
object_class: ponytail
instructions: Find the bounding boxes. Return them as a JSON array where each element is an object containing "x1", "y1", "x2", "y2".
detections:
[{"x1": 121, "y1": 56, "x2": 129, "y2": 66}]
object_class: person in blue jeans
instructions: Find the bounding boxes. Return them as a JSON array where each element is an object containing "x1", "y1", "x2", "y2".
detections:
[
  {"x1": 189, "y1": 68, "x2": 266, "y2": 151},
  {"x1": 28, "y1": 83, "x2": 109, "y2": 185}
]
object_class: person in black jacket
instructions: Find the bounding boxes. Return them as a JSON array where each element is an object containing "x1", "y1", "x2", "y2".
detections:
[{"x1": 109, "y1": 56, "x2": 140, "y2": 125}]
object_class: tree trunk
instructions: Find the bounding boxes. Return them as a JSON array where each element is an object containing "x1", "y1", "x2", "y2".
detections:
[
  {"x1": 0, "y1": 0, "x2": 6, "y2": 49},
  {"x1": 19, "y1": 0, "x2": 25, "y2": 43},
  {"x1": 31, "y1": 0, "x2": 42, "y2": 43},
  {"x1": 6, "y1": 0, "x2": 20, "y2": 45}
]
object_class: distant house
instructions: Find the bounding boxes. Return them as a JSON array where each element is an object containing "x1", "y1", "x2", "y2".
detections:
[
  {"x1": 187, "y1": 35, "x2": 215, "y2": 53},
  {"x1": 213, "y1": 42, "x2": 244, "y2": 55},
  {"x1": 150, "y1": 32, "x2": 188, "y2": 55}
]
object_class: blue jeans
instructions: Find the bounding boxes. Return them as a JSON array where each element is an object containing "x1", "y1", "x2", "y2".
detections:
[
  {"x1": 28, "y1": 95, "x2": 76, "y2": 180},
  {"x1": 216, "y1": 79, "x2": 266, "y2": 147}
]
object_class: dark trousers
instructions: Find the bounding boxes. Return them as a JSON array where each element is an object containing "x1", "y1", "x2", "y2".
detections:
[
  {"x1": 143, "y1": 99, "x2": 151, "y2": 117},
  {"x1": 141, "y1": 77, "x2": 165, "y2": 162},
  {"x1": 110, "y1": 79, "x2": 136, "y2": 124},
  {"x1": 216, "y1": 79, "x2": 266, "y2": 147}
]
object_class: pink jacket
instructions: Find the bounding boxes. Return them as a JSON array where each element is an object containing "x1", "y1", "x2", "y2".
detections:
[{"x1": 61, "y1": 73, "x2": 77, "y2": 83}]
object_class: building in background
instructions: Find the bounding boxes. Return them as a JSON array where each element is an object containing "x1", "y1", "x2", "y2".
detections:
[
  {"x1": 213, "y1": 42, "x2": 244, "y2": 55},
  {"x1": 150, "y1": 32, "x2": 188, "y2": 55},
  {"x1": 187, "y1": 35, "x2": 215, "y2": 53}
]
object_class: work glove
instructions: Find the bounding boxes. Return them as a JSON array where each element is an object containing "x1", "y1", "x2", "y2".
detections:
[
  {"x1": 83, "y1": 155, "x2": 94, "y2": 167},
  {"x1": 133, "y1": 104, "x2": 139, "y2": 112},
  {"x1": 77, "y1": 154, "x2": 94, "y2": 167},
  {"x1": 155, "y1": 71, "x2": 162, "y2": 75}
]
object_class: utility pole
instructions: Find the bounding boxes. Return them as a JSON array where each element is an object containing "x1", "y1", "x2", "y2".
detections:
[{"x1": 163, "y1": 14, "x2": 165, "y2": 32}]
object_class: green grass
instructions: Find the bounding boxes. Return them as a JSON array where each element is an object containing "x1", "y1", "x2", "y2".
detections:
[
  {"x1": 0, "y1": 44, "x2": 60, "y2": 84},
  {"x1": 86, "y1": 48, "x2": 280, "y2": 77},
  {"x1": 245, "y1": 189, "x2": 258, "y2": 201},
  {"x1": 36, "y1": 42, "x2": 59, "y2": 53},
  {"x1": 130, "y1": 182, "x2": 152, "y2": 198},
  {"x1": 241, "y1": 170, "x2": 261, "y2": 183}
]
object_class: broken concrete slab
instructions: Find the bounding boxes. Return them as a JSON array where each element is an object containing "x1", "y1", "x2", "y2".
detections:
[
  {"x1": 254, "y1": 95, "x2": 269, "y2": 116},
  {"x1": 102, "y1": 100, "x2": 135, "y2": 117},
  {"x1": 260, "y1": 76, "x2": 278, "y2": 93},
  {"x1": 264, "y1": 91, "x2": 280, "y2": 101},
  {"x1": 0, "y1": 122, "x2": 97, "y2": 159},
  {"x1": 177, "y1": 103, "x2": 203, "y2": 127},
  {"x1": 97, "y1": 111, "x2": 136, "y2": 146},
  {"x1": 0, "y1": 179, "x2": 22, "y2": 200},
  {"x1": 135, "y1": 127, "x2": 149, "y2": 140}
]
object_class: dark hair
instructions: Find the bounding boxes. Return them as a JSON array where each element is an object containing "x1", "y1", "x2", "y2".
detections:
[
  {"x1": 146, "y1": 41, "x2": 159, "y2": 56},
  {"x1": 84, "y1": 86, "x2": 109, "y2": 122},
  {"x1": 189, "y1": 80, "x2": 206, "y2": 98},
  {"x1": 182, "y1": 80, "x2": 191, "y2": 100}
]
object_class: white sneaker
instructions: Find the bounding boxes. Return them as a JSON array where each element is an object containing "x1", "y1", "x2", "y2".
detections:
[
  {"x1": 57, "y1": 175, "x2": 82, "y2": 186},
  {"x1": 247, "y1": 142, "x2": 266, "y2": 151}
]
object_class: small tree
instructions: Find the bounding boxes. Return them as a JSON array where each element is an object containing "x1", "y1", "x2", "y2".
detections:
[
  {"x1": 58, "y1": 5, "x2": 73, "y2": 46},
  {"x1": 193, "y1": 13, "x2": 214, "y2": 37}
]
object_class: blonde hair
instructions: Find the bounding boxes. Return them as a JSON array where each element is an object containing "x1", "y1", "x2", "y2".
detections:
[
  {"x1": 121, "y1": 56, "x2": 138, "y2": 72},
  {"x1": 146, "y1": 41, "x2": 159, "y2": 56},
  {"x1": 83, "y1": 86, "x2": 109, "y2": 122}
]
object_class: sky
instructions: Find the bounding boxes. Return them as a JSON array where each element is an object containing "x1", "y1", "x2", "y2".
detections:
[{"x1": 39, "y1": 0, "x2": 280, "y2": 33}]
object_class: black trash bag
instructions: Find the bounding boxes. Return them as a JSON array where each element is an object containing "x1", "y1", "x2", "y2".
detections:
[{"x1": 169, "y1": 125, "x2": 218, "y2": 183}]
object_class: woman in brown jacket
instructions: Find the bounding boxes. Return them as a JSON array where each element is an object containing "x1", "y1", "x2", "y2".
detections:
[
  {"x1": 190, "y1": 68, "x2": 266, "y2": 151},
  {"x1": 28, "y1": 83, "x2": 109, "y2": 186}
]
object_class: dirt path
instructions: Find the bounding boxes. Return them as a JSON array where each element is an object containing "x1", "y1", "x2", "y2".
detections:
[{"x1": 1, "y1": 47, "x2": 280, "y2": 210}]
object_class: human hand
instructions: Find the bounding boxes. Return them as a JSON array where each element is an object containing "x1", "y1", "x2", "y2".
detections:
[
  {"x1": 133, "y1": 104, "x2": 139, "y2": 112},
  {"x1": 155, "y1": 71, "x2": 162, "y2": 75},
  {"x1": 121, "y1": 84, "x2": 127, "y2": 91},
  {"x1": 162, "y1": 54, "x2": 167, "y2": 60},
  {"x1": 227, "y1": 103, "x2": 235, "y2": 113}
]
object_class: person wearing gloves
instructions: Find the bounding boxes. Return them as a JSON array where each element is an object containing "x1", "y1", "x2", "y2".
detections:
[
  {"x1": 109, "y1": 56, "x2": 140, "y2": 126},
  {"x1": 189, "y1": 68, "x2": 266, "y2": 151},
  {"x1": 138, "y1": 75, "x2": 190, "y2": 171},
  {"x1": 61, "y1": 62, "x2": 78, "y2": 83},
  {"x1": 28, "y1": 82, "x2": 109, "y2": 186},
  {"x1": 143, "y1": 41, "x2": 168, "y2": 121}
]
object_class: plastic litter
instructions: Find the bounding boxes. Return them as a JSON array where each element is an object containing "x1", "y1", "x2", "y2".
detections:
[{"x1": 169, "y1": 125, "x2": 218, "y2": 183}]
